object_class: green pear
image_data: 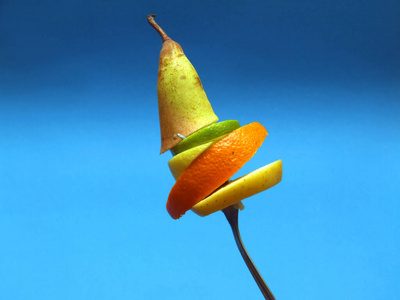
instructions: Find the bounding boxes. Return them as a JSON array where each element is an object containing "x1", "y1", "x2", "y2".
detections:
[{"x1": 147, "y1": 15, "x2": 218, "y2": 154}]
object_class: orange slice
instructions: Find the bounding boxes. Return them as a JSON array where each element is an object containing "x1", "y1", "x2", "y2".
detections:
[{"x1": 166, "y1": 122, "x2": 268, "y2": 219}]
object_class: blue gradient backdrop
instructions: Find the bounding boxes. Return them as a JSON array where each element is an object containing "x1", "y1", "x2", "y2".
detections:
[{"x1": 1, "y1": 1, "x2": 399, "y2": 299}]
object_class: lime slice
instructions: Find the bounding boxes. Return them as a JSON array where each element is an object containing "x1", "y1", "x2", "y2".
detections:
[{"x1": 171, "y1": 120, "x2": 240, "y2": 155}]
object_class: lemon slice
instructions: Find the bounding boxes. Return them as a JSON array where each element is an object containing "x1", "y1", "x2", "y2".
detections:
[{"x1": 191, "y1": 159, "x2": 282, "y2": 217}]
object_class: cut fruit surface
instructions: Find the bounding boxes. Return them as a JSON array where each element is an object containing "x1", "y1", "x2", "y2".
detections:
[
  {"x1": 168, "y1": 142, "x2": 213, "y2": 180},
  {"x1": 168, "y1": 134, "x2": 229, "y2": 180},
  {"x1": 171, "y1": 120, "x2": 240, "y2": 155},
  {"x1": 192, "y1": 159, "x2": 282, "y2": 217},
  {"x1": 166, "y1": 122, "x2": 268, "y2": 219}
]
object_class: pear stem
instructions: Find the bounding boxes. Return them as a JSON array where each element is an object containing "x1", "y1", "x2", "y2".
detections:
[{"x1": 147, "y1": 14, "x2": 171, "y2": 42}]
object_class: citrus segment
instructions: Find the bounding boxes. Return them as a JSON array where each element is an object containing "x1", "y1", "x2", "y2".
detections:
[
  {"x1": 171, "y1": 120, "x2": 240, "y2": 155},
  {"x1": 191, "y1": 159, "x2": 282, "y2": 217},
  {"x1": 166, "y1": 122, "x2": 268, "y2": 219}
]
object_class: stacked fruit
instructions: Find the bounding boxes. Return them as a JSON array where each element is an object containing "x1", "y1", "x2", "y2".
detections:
[{"x1": 148, "y1": 15, "x2": 282, "y2": 219}]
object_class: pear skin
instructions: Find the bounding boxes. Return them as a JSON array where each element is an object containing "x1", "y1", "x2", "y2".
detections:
[{"x1": 147, "y1": 15, "x2": 218, "y2": 154}]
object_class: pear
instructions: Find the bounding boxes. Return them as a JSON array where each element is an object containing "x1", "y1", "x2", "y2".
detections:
[
  {"x1": 147, "y1": 15, "x2": 218, "y2": 154},
  {"x1": 191, "y1": 160, "x2": 282, "y2": 217}
]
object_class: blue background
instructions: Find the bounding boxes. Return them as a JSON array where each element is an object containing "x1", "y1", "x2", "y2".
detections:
[{"x1": 1, "y1": 1, "x2": 399, "y2": 299}]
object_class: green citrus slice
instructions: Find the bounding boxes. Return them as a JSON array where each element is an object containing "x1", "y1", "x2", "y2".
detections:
[{"x1": 171, "y1": 120, "x2": 240, "y2": 155}]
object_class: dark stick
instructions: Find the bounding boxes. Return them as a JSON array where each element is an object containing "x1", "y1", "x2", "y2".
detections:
[{"x1": 223, "y1": 205, "x2": 276, "y2": 300}]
